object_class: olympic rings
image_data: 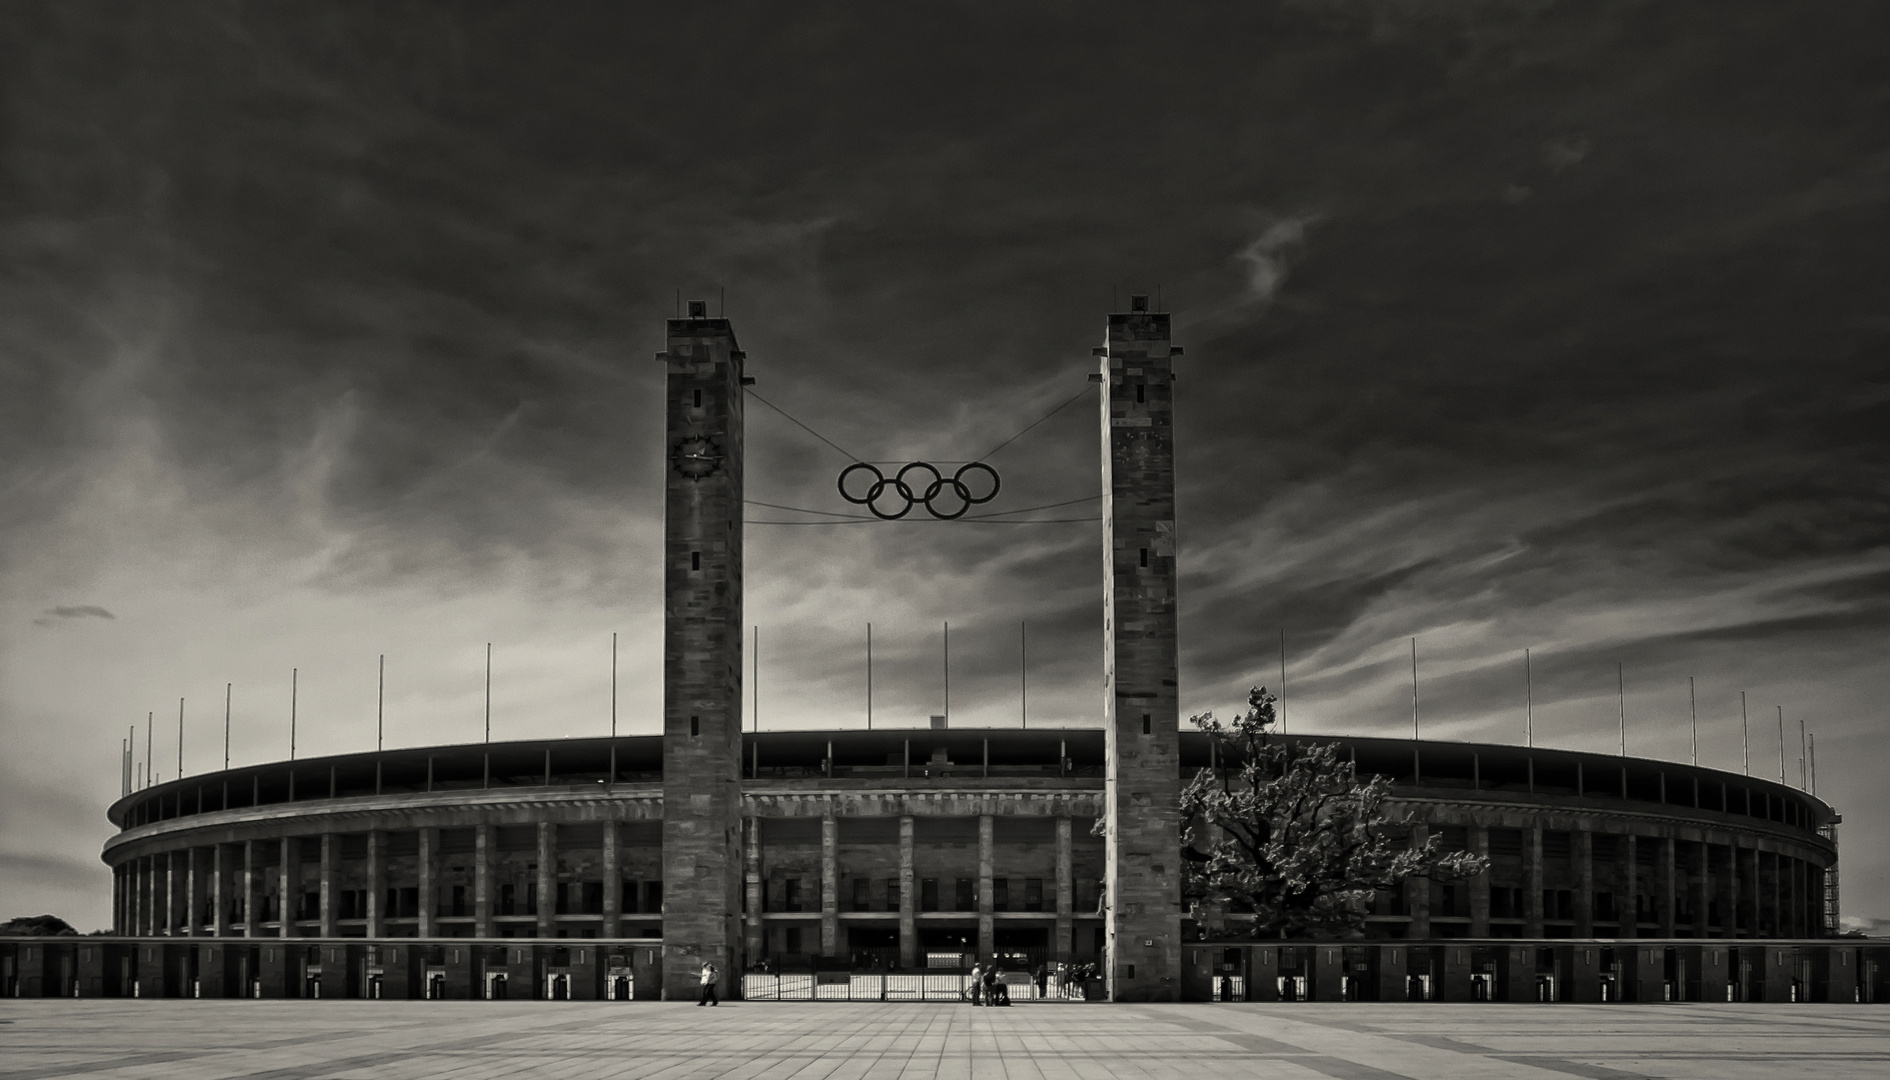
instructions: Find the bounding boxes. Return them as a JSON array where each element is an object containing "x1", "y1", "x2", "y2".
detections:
[{"x1": 838, "y1": 461, "x2": 1001, "y2": 520}]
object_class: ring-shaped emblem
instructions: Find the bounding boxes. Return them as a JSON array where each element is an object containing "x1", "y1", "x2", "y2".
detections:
[{"x1": 835, "y1": 460, "x2": 1001, "y2": 520}]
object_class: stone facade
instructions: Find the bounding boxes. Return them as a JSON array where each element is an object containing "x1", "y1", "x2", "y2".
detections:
[
  {"x1": 659, "y1": 306, "x2": 747, "y2": 1000},
  {"x1": 1099, "y1": 296, "x2": 1183, "y2": 1000}
]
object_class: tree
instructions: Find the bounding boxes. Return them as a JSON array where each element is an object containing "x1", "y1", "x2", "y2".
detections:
[
  {"x1": 0, "y1": 914, "x2": 78, "y2": 936},
  {"x1": 1180, "y1": 687, "x2": 1487, "y2": 939}
]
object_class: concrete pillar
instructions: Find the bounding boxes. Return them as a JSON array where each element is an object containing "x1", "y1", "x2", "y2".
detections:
[
  {"x1": 741, "y1": 817, "x2": 761, "y2": 960},
  {"x1": 417, "y1": 828, "x2": 437, "y2": 938},
  {"x1": 278, "y1": 838, "x2": 297, "y2": 938},
  {"x1": 1729, "y1": 841, "x2": 1745, "y2": 937},
  {"x1": 319, "y1": 834, "x2": 337, "y2": 938},
  {"x1": 1574, "y1": 827, "x2": 1595, "y2": 937},
  {"x1": 898, "y1": 816, "x2": 916, "y2": 968},
  {"x1": 602, "y1": 820, "x2": 622, "y2": 939},
  {"x1": 1468, "y1": 823, "x2": 1490, "y2": 936},
  {"x1": 161, "y1": 850, "x2": 175, "y2": 935},
  {"x1": 242, "y1": 841, "x2": 259, "y2": 938},
  {"x1": 1768, "y1": 850, "x2": 1780, "y2": 936},
  {"x1": 1055, "y1": 816, "x2": 1073, "y2": 963},
  {"x1": 977, "y1": 814, "x2": 995, "y2": 963},
  {"x1": 1408, "y1": 823, "x2": 1431, "y2": 938},
  {"x1": 820, "y1": 815, "x2": 838, "y2": 957},
  {"x1": 1099, "y1": 296, "x2": 1182, "y2": 1001},
  {"x1": 536, "y1": 822, "x2": 555, "y2": 938},
  {"x1": 211, "y1": 845, "x2": 227, "y2": 937},
  {"x1": 475, "y1": 824, "x2": 494, "y2": 938},
  {"x1": 1658, "y1": 835, "x2": 1677, "y2": 938},
  {"x1": 1619, "y1": 834, "x2": 1637, "y2": 936},
  {"x1": 1525, "y1": 825, "x2": 1545, "y2": 938},
  {"x1": 1690, "y1": 840, "x2": 1709, "y2": 937},
  {"x1": 182, "y1": 847, "x2": 200, "y2": 936},
  {"x1": 658, "y1": 307, "x2": 746, "y2": 1000},
  {"x1": 365, "y1": 830, "x2": 384, "y2": 938}
]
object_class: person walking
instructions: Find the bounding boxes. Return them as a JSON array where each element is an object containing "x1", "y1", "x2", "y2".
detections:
[
  {"x1": 968, "y1": 961, "x2": 984, "y2": 1006},
  {"x1": 697, "y1": 962, "x2": 719, "y2": 1006},
  {"x1": 1034, "y1": 963, "x2": 1048, "y2": 1000}
]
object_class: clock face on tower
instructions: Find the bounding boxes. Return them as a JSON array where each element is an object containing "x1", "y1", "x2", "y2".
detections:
[{"x1": 672, "y1": 436, "x2": 723, "y2": 479}]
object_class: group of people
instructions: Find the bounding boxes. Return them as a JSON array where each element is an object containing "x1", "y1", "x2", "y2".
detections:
[{"x1": 966, "y1": 962, "x2": 1054, "y2": 1005}]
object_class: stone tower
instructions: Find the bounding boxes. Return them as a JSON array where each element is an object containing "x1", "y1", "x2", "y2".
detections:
[
  {"x1": 1099, "y1": 295, "x2": 1182, "y2": 1001},
  {"x1": 659, "y1": 302, "x2": 746, "y2": 999}
]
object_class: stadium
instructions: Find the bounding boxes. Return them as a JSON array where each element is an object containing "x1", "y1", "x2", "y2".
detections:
[{"x1": 4, "y1": 301, "x2": 1878, "y2": 1004}]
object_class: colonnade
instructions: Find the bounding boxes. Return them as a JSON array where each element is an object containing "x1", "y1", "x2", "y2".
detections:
[{"x1": 1398, "y1": 819, "x2": 1828, "y2": 939}]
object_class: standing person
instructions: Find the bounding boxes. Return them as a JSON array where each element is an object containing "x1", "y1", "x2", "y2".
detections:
[
  {"x1": 1034, "y1": 963, "x2": 1048, "y2": 1000},
  {"x1": 697, "y1": 961, "x2": 719, "y2": 1006},
  {"x1": 968, "y1": 961, "x2": 984, "y2": 1006}
]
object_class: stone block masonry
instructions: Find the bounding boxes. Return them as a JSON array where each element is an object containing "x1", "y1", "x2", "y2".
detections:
[
  {"x1": 659, "y1": 307, "x2": 746, "y2": 1000},
  {"x1": 1099, "y1": 297, "x2": 1182, "y2": 1000}
]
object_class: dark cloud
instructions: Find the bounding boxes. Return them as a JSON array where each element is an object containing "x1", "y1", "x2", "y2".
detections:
[{"x1": 3, "y1": 0, "x2": 1889, "y2": 928}]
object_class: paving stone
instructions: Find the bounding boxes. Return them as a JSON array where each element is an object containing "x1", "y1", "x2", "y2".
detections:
[{"x1": 1, "y1": 1001, "x2": 1888, "y2": 1079}]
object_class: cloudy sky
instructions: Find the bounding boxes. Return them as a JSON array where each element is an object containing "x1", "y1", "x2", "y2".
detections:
[{"x1": 4, "y1": 1, "x2": 1887, "y2": 933}]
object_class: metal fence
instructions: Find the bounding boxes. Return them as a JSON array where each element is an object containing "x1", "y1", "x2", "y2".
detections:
[{"x1": 741, "y1": 972, "x2": 1065, "y2": 1002}]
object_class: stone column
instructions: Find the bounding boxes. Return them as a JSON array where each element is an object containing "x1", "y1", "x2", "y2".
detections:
[
  {"x1": 319, "y1": 834, "x2": 337, "y2": 938},
  {"x1": 475, "y1": 824, "x2": 494, "y2": 938},
  {"x1": 161, "y1": 850, "x2": 175, "y2": 935},
  {"x1": 1525, "y1": 825, "x2": 1545, "y2": 938},
  {"x1": 977, "y1": 814, "x2": 995, "y2": 963},
  {"x1": 740, "y1": 817, "x2": 760, "y2": 960},
  {"x1": 418, "y1": 827, "x2": 437, "y2": 938},
  {"x1": 365, "y1": 831, "x2": 384, "y2": 938},
  {"x1": 211, "y1": 845, "x2": 228, "y2": 937},
  {"x1": 1468, "y1": 823, "x2": 1491, "y2": 937},
  {"x1": 1690, "y1": 840, "x2": 1709, "y2": 937},
  {"x1": 1731, "y1": 839, "x2": 1746, "y2": 934},
  {"x1": 898, "y1": 815, "x2": 916, "y2": 968},
  {"x1": 1100, "y1": 296, "x2": 1182, "y2": 1001},
  {"x1": 1658, "y1": 835, "x2": 1677, "y2": 937},
  {"x1": 1408, "y1": 822, "x2": 1431, "y2": 938},
  {"x1": 1574, "y1": 827, "x2": 1595, "y2": 937},
  {"x1": 820, "y1": 815, "x2": 839, "y2": 957},
  {"x1": 185, "y1": 847, "x2": 202, "y2": 936},
  {"x1": 602, "y1": 820, "x2": 622, "y2": 939},
  {"x1": 536, "y1": 822, "x2": 556, "y2": 938},
  {"x1": 1619, "y1": 834, "x2": 1638, "y2": 936},
  {"x1": 657, "y1": 307, "x2": 747, "y2": 999},
  {"x1": 1767, "y1": 850, "x2": 1780, "y2": 936},
  {"x1": 1055, "y1": 817, "x2": 1074, "y2": 963},
  {"x1": 279, "y1": 837, "x2": 297, "y2": 937},
  {"x1": 242, "y1": 840, "x2": 260, "y2": 938}
]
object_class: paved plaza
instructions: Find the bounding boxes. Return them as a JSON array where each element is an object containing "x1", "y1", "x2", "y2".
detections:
[{"x1": 1, "y1": 1000, "x2": 1887, "y2": 1079}]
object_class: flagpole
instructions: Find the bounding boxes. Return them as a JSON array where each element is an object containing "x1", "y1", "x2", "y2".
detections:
[
  {"x1": 1279, "y1": 629, "x2": 1288, "y2": 734},
  {"x1": 866, "y1": 623, "x2": 873, "y2": 731},
  {"x1": 1776, "y1": 706, "x2": 1785, "y2": 782},
  {"x1": 1524, "y1": 649, "x2": 1533, "y2": 748},
  {"x1": 224, "y1": 683, "x2": 231, "y2": 771},
  {"x1": 1410, "y1": 638, "x2": 1419, "y2": 740},
  {"x1": 1741, "y1": 691, "x2": 1749, "y2": 775},
  {"x1": 1020, "y1": 620, "x2": 1028, "y2": 729},
  {"x1": 1688, "y1": 676, "x2": 1697, "y2": 766},
  {"x1": 377, "y1": 655, "x2": 385, "y2": 752},
  {"x1": 1616, "y1": 663, "x2": 1626, "y2": 757}
]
